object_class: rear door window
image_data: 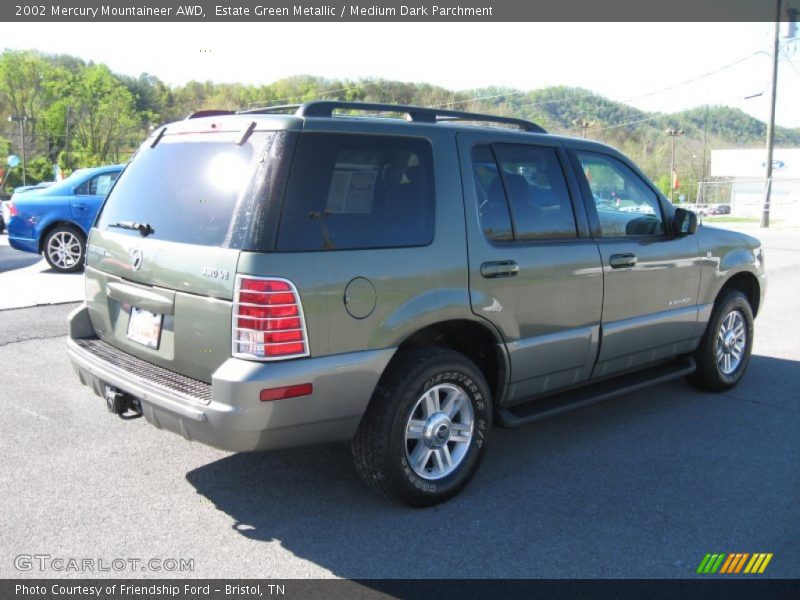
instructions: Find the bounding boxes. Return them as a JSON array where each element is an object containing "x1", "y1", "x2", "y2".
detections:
[
  {"x1": 276, "y1": 133, "x2": 435, "y2": 251},
  {"x1": 96, "y1": 131, "x2": 277, "y2": 248},
  {"x1": 493, "y1": 144, "x2": 577, "y2": 240},
  {"x1": 472, "y1": 143, "x2": 577, "y2": 242},
  {"x1": 471, "y1": 144, "x2": 513, "y2": 242}
]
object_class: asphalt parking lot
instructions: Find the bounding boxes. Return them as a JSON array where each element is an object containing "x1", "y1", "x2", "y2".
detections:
[{"x1": 0, "y1": 226, "x2": 798, "y2": 579}]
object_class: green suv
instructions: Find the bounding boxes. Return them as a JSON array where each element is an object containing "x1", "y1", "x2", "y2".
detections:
[{"x1": 67, "y1": 101, "x2": 765, "y2": 506}]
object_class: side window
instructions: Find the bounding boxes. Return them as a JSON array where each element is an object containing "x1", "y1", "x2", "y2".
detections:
[
  {"x1": 74, "y1": 178, "x2": 91, "y2": 196},
  {"x1": 94, "y1": 172, "x2": 119, "y2": 196},
  {"x1": 75, "y1": 172, "x2": 119, "y2": 196},
  {"x1": 277, "y1": 133, "x2": 434, "y2": 251},
  {"x1": 471, "y1": 144, "x2": 513, "y2": 241},
  {"x1": 576, "y1": 152, "x2": 665, "y2": 237},
  {"x1": 471, "y1": 143, "x2": 577, "y2": 242},
  {"x1": 493, "y1": 144, "x2": 577, "y2": 240}
]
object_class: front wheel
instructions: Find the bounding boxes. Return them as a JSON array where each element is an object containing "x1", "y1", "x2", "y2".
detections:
[
  {"x1": 352, "y1": 348, "x2": 492, "y2": 507},
  {"x1": 688, "y1": 290, "x2": 754, "y2": 392},
  {"x1": 43, "y1": 225, "x2": 85, "y2": 273}
]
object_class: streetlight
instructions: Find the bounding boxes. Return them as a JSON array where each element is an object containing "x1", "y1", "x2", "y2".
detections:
[
  {"x1": 666, "y1": 128, "x2": 683, "y2": 203},
  {"x1": 7, "y1": 115, "x2": 35, "y2": 187}
]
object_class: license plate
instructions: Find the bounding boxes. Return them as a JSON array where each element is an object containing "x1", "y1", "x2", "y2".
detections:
[{"x1": 127, "y1": 307, "x2": 163, "y2": 349}]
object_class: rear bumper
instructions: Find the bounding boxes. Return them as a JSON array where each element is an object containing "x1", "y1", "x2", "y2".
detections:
[
  {"x1": 8, "y1": 234, "x2": 38, "y2": 254},
  {"x1": 67, "y1": 304, "x2": 394, "y2": 452}
]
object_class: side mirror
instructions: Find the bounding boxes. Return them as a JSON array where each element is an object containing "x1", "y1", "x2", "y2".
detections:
[{"x1": 673, "y1": 207, "x2": 698, "y2": 236}]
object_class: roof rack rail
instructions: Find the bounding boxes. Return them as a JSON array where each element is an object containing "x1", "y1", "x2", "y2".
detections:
[
  {"x1": 238, "y1": 104, "x2": 302, "y2": 115},
  {"x1": 295, "y1": 101, "x2": 546, "y2": 133},
  {"x1": 193, "y1": 101, "x2": 546, "y2": 133},
  {"x1": 186, "y1": 109, "x2": 236, "y2": 119}
]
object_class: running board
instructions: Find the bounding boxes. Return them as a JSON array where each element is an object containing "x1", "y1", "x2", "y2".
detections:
[{"x1": 496, "y1": 356, "x2": 696, "y2": 428}]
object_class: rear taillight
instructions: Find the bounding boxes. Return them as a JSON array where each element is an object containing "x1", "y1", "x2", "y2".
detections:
[
  {"x1": 232, "y1": 276, "x2": 309, "y2": 361},
  {"x1": 7, "y1": 202, "x2": 18, "y2": 217}
]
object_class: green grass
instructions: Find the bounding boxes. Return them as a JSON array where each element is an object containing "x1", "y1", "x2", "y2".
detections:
[{"x1": 703, "y1": 216, "x2": 759, "y2": 223}]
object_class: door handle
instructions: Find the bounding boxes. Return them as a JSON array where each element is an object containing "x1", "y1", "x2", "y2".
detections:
[
  {"x1": 609, "y1": 253, "x2": 637, "y2": 269},
  {"x1": 73, "y1": 203, "x2": 87, "y2": 210},
  {"x1": 480, "y1": 260, "x2": 519, "y2": 278}
]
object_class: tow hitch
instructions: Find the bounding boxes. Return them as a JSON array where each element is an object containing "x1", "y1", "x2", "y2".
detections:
[{"x1": 104, "y1": 385, "x2": 142, "y2": 419}]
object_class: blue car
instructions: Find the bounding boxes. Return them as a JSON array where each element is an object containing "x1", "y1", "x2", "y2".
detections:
[{"x1": 7, "y1": 164, "x2": 124, "y2": 272}]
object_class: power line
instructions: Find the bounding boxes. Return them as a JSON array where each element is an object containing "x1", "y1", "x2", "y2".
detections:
[
  {"x1": 429, "y1": 88, "x2": 598, "y2": 112},
  {"x1": 622, "y1": 51, "x2": 762, "y2": 104},
  {"x1": 587, "y1": 41, "x2": 795, "y2": 121},
  {"x1": 569, "y1": 50, "x2": 769, "y2": 124},
  {"x1": 780, "y1": 48, "x2": 800, "y2": 80},
  {"x1": 430, "y1": 89, "x2": 527, "y2": 109},
  {"x1": 247, "y1": 78, "x2": 384, "y2": 108},
  {"x1": 537, "y1": 48, "x2": 786, "y2": 133},
  {"x1": 437, "y1": 50, "x2": 754, "y2": 113},
  {"x1": 592, "y1": 114, "x2": 664, "y2": 132},
  {"x1": 430, "y1": 49, "x2": 770, "y2": 118},
  {"x1": 206, "y1": 43, "x2": 799, "y2": 122}
]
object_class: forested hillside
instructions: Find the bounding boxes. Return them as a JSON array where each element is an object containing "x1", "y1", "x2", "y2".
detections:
[{"x1": 1, "y1": 49, "x2": 796, "y2": 200}]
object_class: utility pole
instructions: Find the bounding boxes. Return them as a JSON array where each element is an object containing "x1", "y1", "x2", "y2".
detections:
[
  {"x1": 8, "y1": 115, "x2": 34, "y2": 186},
  {"x1": 572, "y1": 119, "x2": 592, "y2": 138},
  {"x1": 700, "y1": 105, "x2": 709, "y2": 205},
  {"x1": 64, "y1": 105, "x2": 71, "y2": 172},
  {"x1": 761, "y1": 0, "x2": 783, "y2": 228},
  {"x1": 666, "y1": 128, "x2": 683, "y2": 203}
]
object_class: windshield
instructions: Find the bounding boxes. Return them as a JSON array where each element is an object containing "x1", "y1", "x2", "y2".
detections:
[{"x1": 96, "y1": 131, "x2": 277, "y2": 248}]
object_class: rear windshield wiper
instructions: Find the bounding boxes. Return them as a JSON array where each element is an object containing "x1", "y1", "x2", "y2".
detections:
[{"x1": 108, "y1": 221, "x2": 155, "y2": 237}]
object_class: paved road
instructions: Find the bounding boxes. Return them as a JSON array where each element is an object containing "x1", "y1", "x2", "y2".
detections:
[
  {"x1": 0, "y1": 234, "x2": 40, "y2": 273},
  {"x1": 0, "y1": 229, "x2": 798, "y2": 579},
  {"x1": 0, "y1": 235, "x2": 84, "y2": 310}
]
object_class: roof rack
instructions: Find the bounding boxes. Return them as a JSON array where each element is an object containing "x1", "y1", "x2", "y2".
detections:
[
  {"x1": 301, "y1": 101, "x2": 546, "y2": 133},
  {"x1": 188, "y1": 101, "x2": 545, "y2": 133},
  {"x1": 240, "y1": 101, "x2": 546, "y2": 133},
  {"x1": 239, "y1": 104, "x2": 303, "y2": 115},
  {"x1": 186, "y1": 109, "x2": 236, "y2": 119}
]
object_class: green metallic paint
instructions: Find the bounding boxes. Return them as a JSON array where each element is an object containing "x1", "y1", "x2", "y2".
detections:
[{"x1": 70, "y1": 108, "x2": 765, "y2": 454}]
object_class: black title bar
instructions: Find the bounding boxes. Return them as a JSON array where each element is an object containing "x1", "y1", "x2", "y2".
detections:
[{"x1": 1, "y1": 0, "x2": 789, "y2": 22}]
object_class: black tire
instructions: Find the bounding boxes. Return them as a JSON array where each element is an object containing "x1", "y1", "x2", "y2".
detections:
[
  {"x1": 687, "y1": 290, "x2": 754, "y2": 392},
  {"x1": 352, "y1": 348, "x2": 492, "y2": 507},
  {"x1": 42, "y1": 225, "x2": 85, "y2": 273}
]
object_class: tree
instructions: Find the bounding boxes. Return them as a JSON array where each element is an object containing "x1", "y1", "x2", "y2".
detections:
[
  {"x1": 0, "y1": 50, "x2": 72, "y2": 171},
  {"x1": 70, "y1": 65, "x2": 140, "y2": 166},
  {"x1": 118, "y1": 72, "x2": 171, "y2": 126}
]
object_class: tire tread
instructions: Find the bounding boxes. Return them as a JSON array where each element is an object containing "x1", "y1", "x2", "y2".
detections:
[{"x1": 352, "y1": 347, "x2": 486, "y2": 506}]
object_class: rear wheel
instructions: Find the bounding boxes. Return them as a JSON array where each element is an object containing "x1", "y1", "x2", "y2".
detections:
[
  {"x1": 43, "y1": 225, "x2": 85, "y2": 273},
  {"x1": 688, "y1": 290, "x2": 754, "y2": 392},
  {"x1": 352, "y1": 348, "x2": 492, "y2": 507}
]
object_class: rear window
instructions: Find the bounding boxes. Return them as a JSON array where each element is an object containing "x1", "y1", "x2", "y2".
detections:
[
  {"x1": 276, "y1": 133, "x2": 435, "y2": 251},
  {"x1": 96, "y1": 131, "x2": 278, "y2": 248}
]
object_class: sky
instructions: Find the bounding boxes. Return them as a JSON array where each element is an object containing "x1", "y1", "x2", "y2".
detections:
[{"x1": 1, "y1": 22, "x2": 799, "y2": 129}]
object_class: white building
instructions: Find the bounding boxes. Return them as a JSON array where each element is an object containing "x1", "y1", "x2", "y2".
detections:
[{"x1": 710, "y1": 148, "x2": 800, "y2": 218}]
